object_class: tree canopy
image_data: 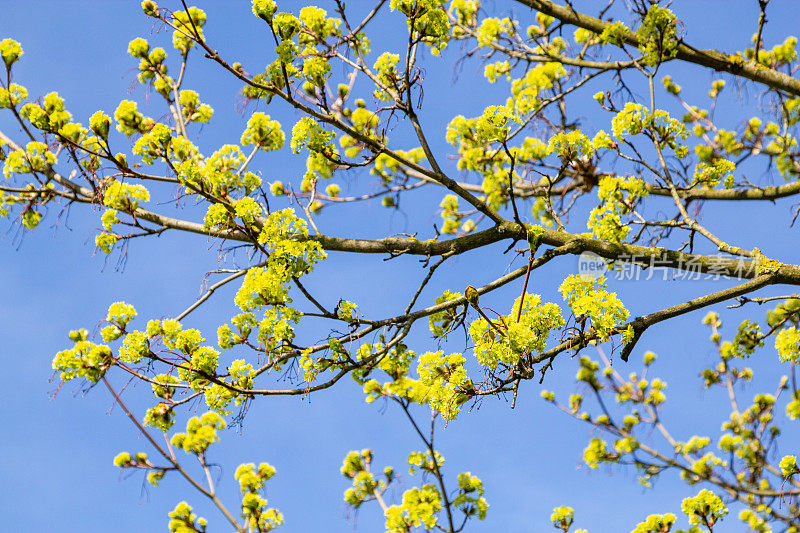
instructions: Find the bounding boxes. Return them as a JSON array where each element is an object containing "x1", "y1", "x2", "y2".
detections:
[{"x1": 3, "y1": 0, "x2": 800, "y2": 531}]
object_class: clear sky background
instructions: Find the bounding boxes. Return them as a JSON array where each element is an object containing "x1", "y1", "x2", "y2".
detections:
[{"x1": 2, "y1": 1, "x2": 799, "y2": 531}]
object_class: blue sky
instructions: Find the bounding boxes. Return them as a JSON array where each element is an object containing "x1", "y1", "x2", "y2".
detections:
[{"x1": 2, "y1": 1, "x2": 799, "y2": 531}]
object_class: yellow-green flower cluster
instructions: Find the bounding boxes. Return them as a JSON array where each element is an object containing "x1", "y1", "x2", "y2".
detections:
[
  {"x1": 240, "y1": 112, "x2": 284, "y2": 150},
  {"x1": 336, "y1": 300, "x2": 358, "y2": 323},
  {"x1": 452, "y1": 472, "x2": 488, "y2": 520},
  {"x1": 291, "y1": 117, "x2": 334, "y2": 154},
  {"x1": 214, "y1": 209, "x2": 323, "y2": 364},
  {"x1": 548, "y1": 131, "x2": 593, "y2": 161},
  {"x1": 613, "y1": 102, "x2": 688, "y2": 152},
  {"x1": 559, "y1": 275, "x2": 629, "y2": 341},
  {"x1": 20, "y1": 92, "x2": 72, "y2": 132},
  {"x1": 390, "y1": 0, "x2": 450, "y2": 54},
  {"x1": 170, "y1": 412, "x2": 225, "y2": 454},
  {"x1": 89, "y1": 111, "x2": 111, "y2": 140},
  {"x1": 234, "y1": 462, "x2": 283, "y2": 530},
  {"x1": 178, "y1": 90, "x2": 213, "y2": 123},
  {"x1": 179, "y1": 143, "x2": 262, "y2": 198},
  {"x1": 780, "y1": 455, "x2": 799, "y2": 477},
  {"x1": 662, "y1": 75, "x2": 682, "y2": 95},
  {"x1": 694, "y1": 158, "x2": 735, "y2": 188},
  {"x1": 167, "y1": 501, "x2": 207, "y2": 533},
  {"x1": 151, "y1": 374, "x2": 179, "y2": 400},
  {"x1": 744, "y1": 35, "x2": 798, "y2": 67},
  {"x1": 592, "y1": 130, "x2": 614, "y2": 151},
  {"x1": 0, "y1": 38, "x2": 23, "y2": 68},
  {"x1": 635, "y1": 5, "x2": 679, "y2": 65},
  {"x1": 103, "y1": 180, "x2": 150, "y2": 211},
  {"x1": 172, "y1": 7, "x2": 206, "y2": 53},
  {"x1": 681, "y1": 489, "x2": 728, "y2": 527},
  {"x1": 114, "y1": 100, "x2": 150, "y2": 136},
  {"x1": 483, "y1": 60, "x2": 511, "y2": 83},
  {"x1": 385, "y1": 485, "x2": 442, "y2": 533},
  {"x1": 508, "y1": 62, "x2": 566, "y2": 115},
  {"x1": 551, "y1": 506, "x2": 574, "y2": 531},
  {"x1": 428, "y1": 290, "x2": 463, "y2": 337},
  {"x1": 0, "y1": 83, "x2": 27, "y2": 109},
  {"x1": 3, "y1": 141, "x2": 57, "y2": 178},
  {"x1": 775, "y1": 326, "x2": 800, "y2": 363},
  {"x1": 583, "y1": 437, "x2": 617, "y2": 468},
  {"x1": 446, "y1": 104, "x2": 515, "y2": 150},
  {"x1": 374, "y1": 52, "x2": 400, "y2": 100},
  {"x1": 370, "y1": 148, "x2": 425, "y2": 183},
  {"x1": 469, "y1": 293, "x2": 564, "y2": 368},
  {"x1": 417, "y1": 351, "x2": 472, "y2": 420},
  {"x1": 127, "y1": 37, "x2": 170, "y2": 90},
  {"x1": 719, "y1": 319, "x2": 762, "y2": 359},
  {"x1": 52, "y1": 338, "x2": 113, "y2": 383},
  {"x1": 251, "y1": 0, "x2": 277, "y2": 22},
  {"x1": 200, "y1": 359, "x2": 256, "y2": 414},
  {"x1": 439, "y1": 194, "x2": 463, "y2": 234},
  {"x1": 341, "y1": 449, "x2": 390, "y2": 509},
  {"x1": 598, "y1": 22, "x2": 629, "y2": 46},
  {"x1": 361, "y1": 343, "x2": 426, "y2": 404},
  {"x1": 449, "y1": 0, "x2": 479, "y2": 30},
  {"x1": 631, "y1": 513, "x2": 676, "y2": 533},
  {"x1": 235, "y1": 267, "x2": 289, "y2": 311},
  {"x1": 587, "y1": 175, "x2": 648, "y2": 243},
  {"x1": 475, "y1": 16, "x2": 513, "y2": 47},
  {"x1": 298, "y1": 6, "x2": 341, "y2": 46},
  {"x1": 132, "y1": 123, "x2": 172, "y2": 164}
]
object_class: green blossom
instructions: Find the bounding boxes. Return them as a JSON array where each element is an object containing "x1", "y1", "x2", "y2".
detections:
[
  {"x1": 548, "y1": 131, "x2": 593, "y2": 160},
  {"x1": 681, "y1": 489, "x2": 728, "y2": 527},
  {"x1": 103, "y1": 180, "x2": 150, "y2": 211},
  {"x1": 475, "y1": 16, "x2": 513, "y2": 47},
  {"x1": 0, "y1": 38, "x2": 23, "y2": 68},
  {"x1": 469, "y1": 293, "x2": 564, "y2": 368},
  {"x1": 0, "y1": 83, "x2": 27, "y2": 109},
  {"x1": 234, "y1": 197, "x2": 262, "y2": 227},
  {"x1": 631, "y1": 514, "x2": 676, "y2": 533},
  {"x1": 775, "y1": 326, "x2": 800, "y2": 363},
  {"x1": 298, "y1": 5, "x2": 340, "y2": 45},
  {"x1": 302, "y1": 55, "x2": 331, "y2": 87},
  {"x1": 291, "y1": 117, "x2": 334, "y2": 154},
  {"x1": 113, "y1": 452, "x2": 132, "y2": 467},
  {"x1": 170, "y1": 412, "x2": 225, "y2": 454},
  {"x1": 583, "y1": 438, "x2": 615, "y2": 468},
  {"x1": 336, "y1": 300, "x2": 358, "y2": 323},
  {"x1": 3, "y1": 141, "x2": 57, "y2": 178},
  {"x1": 559, "y1": 275, "x2": 629, "y2": 341},
  {"x1": 95, "y1": 233, "x2": 119, "y2": 254},
  {"x1": 114, "y1": 100, "x2": 147, "y2": 136},
  {"x1": 127, "y1": 37, "x2": 150, "y2": 58},
  {"x1": 152, "y1": 374, "x2": 180, "y2": 399},
  {"x1": 167, "y1": 501, "x2": 205, "y2": 533},
  {"x1": 177, "y1": 90, "x2": 213, "y2": 123},
  {"x1": 662, "y1": 75, "x2": 682, "y2": 95},
  {"x1": 172, "y1": 7, "x2": 206, "y2": 53},
  {"x1": 374, "y1": 52, "x2": 400, "y2": 100},
  {"x1": 119, "y1": 330, "x2": 149, "y2": 363},
  {"x1": 551, "y1": 506, "x2": 574, "y2": 531},
  {"x1": 694, "y1": 158, "x2": 735, "y2": 188},
  {"x1": 417, "y1": 351, "x2": 472, "y2": 420},
  {"x1": 384, "y1": 484, "x2": 442, "y2": 533},
  {"x1": 241, "y1": 112, "x2": 284, "y2": 150},
  {"x1": 587, "y1": 175, "x2": 648, "y2": 243},
  {"x1": 780, "y1": 455, "x2": 799, "y2": 477},
  {"x1": 251, "y1": 0, "x2": 276, "y2": 22},
  {"x1": 598, "y1": 21, "x2": 629, "y2": 46},
  {"x1": 636, "y1": 5, "x2": 679, "y2": 65}
]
